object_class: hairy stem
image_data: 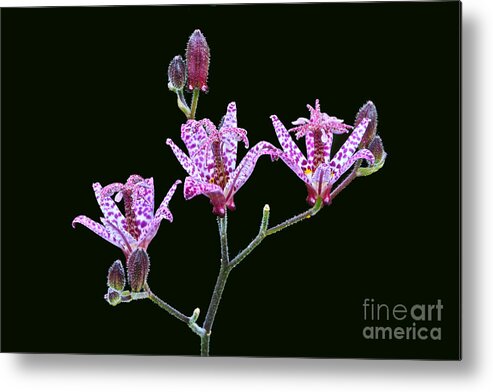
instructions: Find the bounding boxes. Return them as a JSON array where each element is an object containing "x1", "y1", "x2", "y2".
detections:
[
  {"x1": 331, "y1": 160, "x2": 362, "y2": 201},
  {"x1": 218, "y1": 214, "x2": 229, "y2": 266},
  {"x1": 201, "y1": 263, "x2": 231, "y2": 356},
  {"x1": 230, "y1": 198, "x2": 323, "y2": 269},
  {"x1": 145, "y1": 284, "x2": 190, "y2": 324}
]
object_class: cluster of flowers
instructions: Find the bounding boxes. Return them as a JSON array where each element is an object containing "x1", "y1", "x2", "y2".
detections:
[{"x1": 72, "y1": 30, "x2": 386, "y2": 305}]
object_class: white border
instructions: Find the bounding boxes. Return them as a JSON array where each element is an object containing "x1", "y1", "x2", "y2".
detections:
[{"x1": 2, "y1": 0, "x2": 493, "y2": 391}]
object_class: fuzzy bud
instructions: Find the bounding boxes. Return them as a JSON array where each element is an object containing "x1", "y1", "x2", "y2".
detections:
[
  {"x1": 355, "y1": 101, "x2": 378, "y2": 149},
  {"x1": 368, "y1": 135, "x2": 386, "y2": 163},
  {"x1": 356, "y1": 135, "x2": 387, "y2": 177},
  {"x1": 105, "y1": 288, "x2": 121, "y2": 306},
  {"x1": 127, "y1": 248, "x2": 150, "y2": 292},
  {"x1": 186, "y1": 29, "x2": 210, "y2": 92},
  {"x1": 168, "y1": 55, "x2": 186, "y2": 91},
  {"x1": 107, "y1": 260, "x2": 125, "y2": 292}
]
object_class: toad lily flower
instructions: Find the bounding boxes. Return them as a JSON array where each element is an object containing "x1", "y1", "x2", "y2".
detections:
[
  {"x1": 270, "y1": 102, "x2": 375, "y2": 206},
  {"x1": 72, "y1": 175, "x2": 181, "y2": 259},
  {"x1": 167, "y1": 102, "x2": 279, "y2": 217}
]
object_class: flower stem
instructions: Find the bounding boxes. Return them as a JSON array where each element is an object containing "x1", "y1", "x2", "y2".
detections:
[
  {"x1": 145, "y1": 283, "x2": 190, "y2": 323},
  {"x1": 201, "y1": 263, "x2": 231, "y2": 356},
  {"x1": 145, "y1": 283, "x2": 205, "y2": 337},
  {"x1": 199, "y1": 199, "x2": 323, "y2": 356},
  {"x1": 230, "y1": 198, "x2": 323, "y2": 269},
  {"x1": 176, "y1": 90, "x2": 191, "y2": 118},
  {"x1": 189, "y1": 88, "x2": 200, "y2": 119},
  {"x1": 330, "y1": 160, "x2": 362, "y2": 201},
  {"x1": 218, "y1": 213, "x2": 229, "y2": 266}
]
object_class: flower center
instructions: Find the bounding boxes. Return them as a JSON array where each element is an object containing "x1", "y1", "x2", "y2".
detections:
[
  {"x1": 121, "y1": 188, "x2": 141, "y2": 241},
  {"x1": 211, "y1": 140, "x2": 228, "y2": 188},
  {"x1": 312, "y1": 129, "x2": 326, "y2": 170}
]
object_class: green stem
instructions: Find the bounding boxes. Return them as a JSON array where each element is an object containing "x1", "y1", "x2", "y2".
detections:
[
  {"x1": 218, "y1": 213, "x2": 229, "y2": 266},
  {"x1": 330, "y1": 160, "x2": 362, "y2": 201},
  {"x1": 230, "y1": 198, "x2": 323, "y2": 269},
  {"x1": 145, "y1": 283, "x2": 191, "y2": 324},
  {"x1": 176, "y1": 89, "x2": 191, "y2": 118},
  {"x1": 189, "y1": 88, "x2": 200, "y2": 119},
  {"x1": 200, "y1": 199, "x2": 323, "y2": 356},
  {"x1": 201, "y1": 263, "x2": 231, "y2": 356}
]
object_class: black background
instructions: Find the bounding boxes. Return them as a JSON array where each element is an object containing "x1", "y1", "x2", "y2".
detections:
[{"x1": 1, "y1": 2, "x2": 460, "y2": 359}]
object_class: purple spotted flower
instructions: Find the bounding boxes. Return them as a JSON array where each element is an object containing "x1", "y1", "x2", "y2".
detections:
[
  {"x1": 270, "y1": 101, "x2": 375, "y2": 205},
  {"x1": 167, "y1": 102, "x2": 279, "y2": 217},
  {"x1": 72, "y1": 175, "x2": 181, "y2": 259}
]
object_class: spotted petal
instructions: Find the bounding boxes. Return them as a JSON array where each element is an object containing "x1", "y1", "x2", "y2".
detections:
[
  {"x1": 181, "y1": 120, "x2": 212, "y2": 181},
  {"x1": 72, "y1": 215, "x2": 124, "y2": 250},
  {"x1": 225, "y1": 141, "x2": 280, "y2": 196},
  {"x1": 184, "y1": 176, "x2": 227, "y2": 216},
  {"x1": 93, "y1": 182, "x2": 127, "y2": 232},
  {"x1": 328, "y1": 118, "x2": 371, "y2": 174},
  {"x1": 331, "y1": 148, "x2": 375, "y2": 183},
  {"x1": 277, "y1": 150, "x2": 311, "y2": 185},
  {"x1": 270, "y1": 115, "x2": 309, "y2": 173},
  {"x1": 132, "y1": 177, "x2": 155, "y2": 240},
  {"x1": 221, "y1": 101, "x2": 238, "y2": 129},
  {"x1": 154, "y1": 179, "x2": 182, "y2": 223},
  {"x1": 166, "y1": 138, "x2": 201, "y2": 178},
  {"x1": 142, "y1": 179, "x2": 182, "y2": 248}
]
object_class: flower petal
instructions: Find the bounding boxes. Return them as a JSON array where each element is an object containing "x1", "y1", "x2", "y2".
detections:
[
  {"x1": 100, "y1": 217, "x2": 136, "y2": 255},
  {"x1": 166, "y1": 138, "x2": 201, "y2": 178},
  {"x1": 225, "y1": 141, "x2": 280, "y2": 196},
  {"x1": 220, "y1": 126, "x2": 248, "y2": 177},
  {"x1": 181, "y1": 120, "x2": 212, "y2": 181},
  {"x1": 221, "y1": 101, "x2": 238, "y2": 129},
  {"x1": 184, "y1": 176, "x2": 225, "y2": 200},
  {"x1": 329, "y1": 148, "x2": 375, "y2": 184},
  {"x1": 154, "y1": 179, "x2": 182, "y2": 223},
  {"x1": 184, "y1": 176, "x2": 227, "y2": 216},
  {"x1": 277, "y1": 150, "x2": 311, "y2": 185},
  {"x1": 329, "y1": 117, "x2": 371, "y2": 175},
  {"x1": 141, "y1": 179, "x2": 182, "y2": 248},
  {"x1": 270, "y1": 115, "x2": 309, "y2": 173},
  {"x1": 93, "y1": 182, "x2": 127, "y2": 232},
  {"x1": 132, "y1": 177, "x2": 155, "y2": 241},
  {"x1": 72, "y1": 215, "x2": 124, "y2": 250}
]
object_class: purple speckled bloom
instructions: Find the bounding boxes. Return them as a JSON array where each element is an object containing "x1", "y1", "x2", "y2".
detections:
[
  {"x1": 271, "y1": 100, "x2": 375, "y2": 205},
  {"x1": 72, "y1": 175, "x2": 181, "y2": 259},
  {"x1": 167, "y1": 102, "x2": 279, "y2": 217}
]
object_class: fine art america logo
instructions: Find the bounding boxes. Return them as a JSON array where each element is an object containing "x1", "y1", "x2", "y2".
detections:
[{"x1": 362, "y1": 298, "x2": 443, "y2": 341}]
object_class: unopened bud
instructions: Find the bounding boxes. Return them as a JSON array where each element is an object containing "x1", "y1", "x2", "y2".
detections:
[
  {"x1": 107, "y1": 260, "x2": 125, "y2": 291},
  {"x1": 105, "y1": 288, "x2": 121, "y2": 306},
  {"x1": 168, "y1": 55, "x2": 186, "y2": 91},
  {"x1": 368, "y1": 135, "x2": 386, "y2": 163},
  {"x1": 356, "y1": 135, "x2": 387, "y2": 177},
  {"x1": 355, "y1": 101, "x2": 378, "y2": 149},
  {"x1": 127, "y1": 248, "x2": 150, "y2": 292},
  {"x1": 186, "y1": 29, "x2": 210, "y2": 92}
]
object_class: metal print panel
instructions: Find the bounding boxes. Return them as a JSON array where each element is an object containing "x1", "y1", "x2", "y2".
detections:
[{"x1": 1, "y1": 1, "x2": 461, "y2": 359}]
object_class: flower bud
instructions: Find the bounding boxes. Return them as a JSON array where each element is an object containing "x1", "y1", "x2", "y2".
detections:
[
  {"x1": 105, "y1": 288, "x2": 121, "y2": 306},
  {"x1": 168, "y1": 55, "x2": 186, "y2": 91},
  {"x1": 127, "y1": 248, "x2": 150, "y2": 292},
  {"x1": 186, "y1": 29, "x2": 210, "y2": 92},
  {"x1": 356, "y1": 135, "x2": 387, "y2": 177},
  {"x1": 355, "y1": 101, "x2": 378, "y2": 149},
  {"x1": 368, "y1": 135, "x2": 386, "y2": 163},
  {"x1": 107, "y1": 260, "x2": 125, "y2": 292}
]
